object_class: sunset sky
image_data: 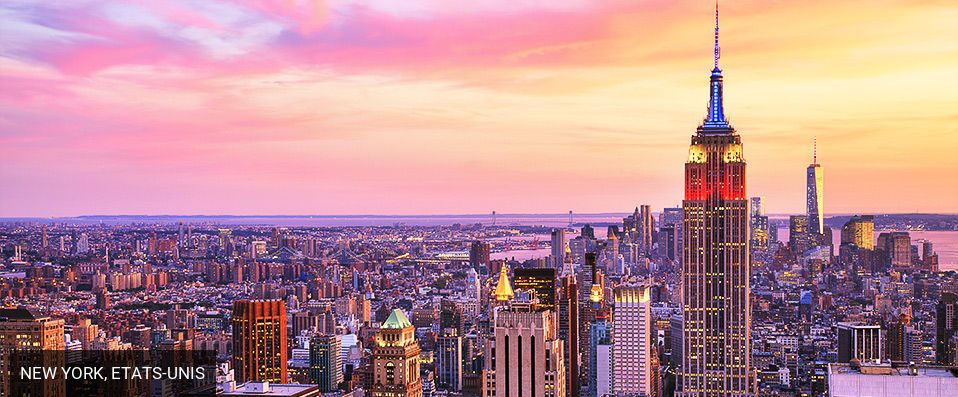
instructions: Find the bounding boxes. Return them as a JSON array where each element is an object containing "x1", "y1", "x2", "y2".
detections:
[{"x1": 1, "y1": 0, "x2": 956, "y2": 217}]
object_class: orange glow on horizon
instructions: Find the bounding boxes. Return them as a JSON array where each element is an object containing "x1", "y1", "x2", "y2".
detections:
[{"x1": 1, "y1": 0, "x2": 956, "y2": 216}]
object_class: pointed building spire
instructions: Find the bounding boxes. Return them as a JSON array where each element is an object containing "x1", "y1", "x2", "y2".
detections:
[
  {"x1": 493, "y1": 264, "x2": 514, "y2": 301},
  {"x1": 701, "y1": 0, "x2": 731, "y2": 132},
  {"x1": 813, "y1": 137, "x2": 818, "y2": 165},
  {"x1": 714, "y1": 0, "x2": 721, "y2": 69}
]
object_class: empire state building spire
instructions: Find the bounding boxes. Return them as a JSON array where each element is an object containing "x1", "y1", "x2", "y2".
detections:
[
  {"x1": 701, "y1": 1, "x2": 730, "y2": 132},
  {"x1": 681, "y1": 2, "x2": 752, "y2": 395},
  {"x1": 714, "y1": 0, "x2": 720, "y2": 69}
]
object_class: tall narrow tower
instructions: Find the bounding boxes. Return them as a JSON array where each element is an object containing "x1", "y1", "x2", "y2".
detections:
[
  {"x1": 680, "y1": 3, "x2": 752, "y2": 396},
  {"x1": 807, "y1": 138, "x2": 824, "y2": 236}
]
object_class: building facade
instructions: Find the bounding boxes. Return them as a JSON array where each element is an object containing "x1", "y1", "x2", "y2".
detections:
[
  {"x1": 371, "y1": 309, "x2": 422, "y2": 397},
  {"x1": 680, "y1": 6, "x2": 752, "y2": 396},
  {"x1": 611, "y1": 285, "x2": 655, "y2": 396},
  {"x1": 232, "y1": 299, "x2": 288, "y2": 383},
  {"x1": 483, "y1": 305, "x2": 565, "y2": 397},
  {"x1": 309, "y1": 334, "x2": 342, "y2": 392}
]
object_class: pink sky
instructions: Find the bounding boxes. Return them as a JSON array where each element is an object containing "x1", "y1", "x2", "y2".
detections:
[{"x1": 1, "y1": 0, "x2": 957, "y2": 217}]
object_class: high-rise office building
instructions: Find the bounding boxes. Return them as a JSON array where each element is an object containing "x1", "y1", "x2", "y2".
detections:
[
  {"x1": 659, "y1": 225, "x2": 680, "y2": 262},
  {"x1": 680, "y1": 5, "x2": 752, "y2": 396},
  {"x1": 514, "y1": 268, "x2": 557, "y2": 313},
  {"x1": 309, "y1": 334, "x2": 343, "y2": 392},
  {"x1": 469, "y1": 241, "x2": 491, "y2": 272},
  {"x1": 840, "y1": 215, "x2": 874, "y2": 250},
  {"x1": 886, "y1": 314, "x2": 910, "y2": 362},
  {"x1": 437, "y1": 328, "x2": 463, "y2": 392},
  {"x1": 837, "y1": 322, "x2": 882, "y2": 364},
  {"x1": 670, "y1": 313, "x2": 684, "y2": 384},
  {"x1": 483, "y1": 304, "x2": 565, "y2": 397},
  {"x1": 558, "y1": 275, "x2": 580, "y2": 397},
  {"x1": 589, "y1": 321, "x2": 612, "y2": 397},
  {"x1": 611, "y1": 285, "x2": 655, "y2": 396},
  {"x1": 76, "y1": 232, "x2": 90, "y2": 254},
  {"x1": 578, "y1": 253, "x2": 604, "y2": 393},
  {"x1": 177, "y1": 221, "x2": 185, "y2": 247},
  {"x1": 936, "y1": 293, "x2": 958, "y2": 365},
  {"x1": 581, "y1": 224, "x2": 595, "y2": 239},
  {"x1": 807, "y1": 141, "x2": 824, "y2": 236},
  {"x1": 551, "y1": 229, "x2": 566, "y2": 268},
  {"x1": 638, "y1": 205, "x2": 655, "y2": 255},
  {"x1": 789, "y1": 215, "x2": 811, "y2": 254},
  {"x1": 879, "y1": 231, "x2": 912, "y2": 270},
  {"x1": 749, "y1": 197, "x2": 770, "y2": 252},
  {"x1": 231, "y1": 299, "x2": 288, "y2": 383},
  {"x1": 371, "y1": 309, "x2": 422, "y2": 397}
]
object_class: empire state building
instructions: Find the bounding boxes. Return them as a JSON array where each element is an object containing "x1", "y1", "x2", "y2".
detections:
[{"x1": 679, "y1": 4, "x2": 752, "y2": 396}]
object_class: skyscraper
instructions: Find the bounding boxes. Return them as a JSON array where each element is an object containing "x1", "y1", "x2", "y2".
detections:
[
  {"x1": 372, "y1": 309, "x2": 422, "y2": 397},
  {"x1": 680, "y1": 4, "x2": 752, "y2": 396},
  {"x1": 309, "y1": 334, "x2": 343, "y2": 392},
  {"x1": 878, "y1": 231, "x2": 912, "y2": 270},
  {"x1": 611, "y1": 285, "x2": 656, "y2": 396},
  {"x1": 749, "y1": 197, "x2": 770, "y2": 251},
  {"x1": 589, "y1": 320, "x2": 613, "y2": 397},
  {"x1": 231, "y1": 299, "x2": 288, "y2": 383},
  {"x1": 789, "y1": 215, "x2": 810, "y2": 254},
  {"x1": 581, "y1": 224, "x2": 595, "y2": 239},
  {"x1": 807, "y1": 140, "x2": 824, "y2": 237},
  {"x1": 513, "y1": 268, "x2": 557, "y2": 313},
  {"x1": 638, "y1": 204, "x2": 655, "y2": 255},
  {"x1": 436, "y1": 328, "x2": 463, "y2": 392},
  {"x1": 936, "y1": 293, "x2": 958, "y2": 365},
  {"x1": 840, "y1": 215, "x2": 874, "y2": 250},
  {"x1": 469, "y1": 241, "x2": 491, "y2": 272},
  {"x1": 558, "y1": 275, "x2": 580, "y2": 397},
  {"x1": 483, "y1": 303, "x2": 566, "y2": 397},
  {"x1": 551, "y1": 229, "x2": 566, "y2": 268}
]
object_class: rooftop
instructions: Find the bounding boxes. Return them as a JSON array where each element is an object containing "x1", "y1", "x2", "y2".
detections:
[
  {"x1": 381, "y1": 309, "x2": 411, "y2": 329},
  {"x1": 221, "y1": 382, "x2": 319, "y2": 397},
  {"x1": 829, "y1": 363, "x2": 958, "y2": 378}
]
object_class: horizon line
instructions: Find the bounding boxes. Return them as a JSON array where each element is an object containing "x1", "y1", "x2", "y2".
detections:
[{"x1": 2, "y1": 212, "x2": 956, "y2": 221}]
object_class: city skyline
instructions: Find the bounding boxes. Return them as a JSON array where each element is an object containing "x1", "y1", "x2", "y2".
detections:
[{"x1": 2, "y1": 0, "x2": 957, "y2": 217}]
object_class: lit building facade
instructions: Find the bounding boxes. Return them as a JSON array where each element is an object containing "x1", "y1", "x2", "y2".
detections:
[
  {"x1": 806, "y1": 145, "x2": 824, "y2": 237},
  {"x1": 680, "y1": 5, "x2": 752, "y2": 396},
  {"x1": 514, "y1": 268, "x2": 558, "y2": 313},
  {"x1": 483, "y1": 305, "x2": 565, "y2": 397},
  {"x1": 840, "y1": 215, "x2": 874, "y2": 250},
  {"x1": 611, "y1": 285, "x2": 655, "y2": 396},
  {"x1": 371, "y1": 309, "x2": 422, "y2": 397},
  {"x1": 0, "y1": 308, "x2": 66, "y2": 397},
  {"x1": 231, "y1": 299, "x2": 288, "y2": 383},
  {"x1": 308, "y1": 334, "x2": 342, "y2": 392}
]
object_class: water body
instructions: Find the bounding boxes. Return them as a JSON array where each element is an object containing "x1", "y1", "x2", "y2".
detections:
[
  {"x1": 777, "y1": 228, "x2": 957, "y2": 271},
  {"x1": 27, "y1": 213, "x2": 956, "y2": 270},
  {"x1": 492, "y1": 227, "x2": 958, "y2": 271}
]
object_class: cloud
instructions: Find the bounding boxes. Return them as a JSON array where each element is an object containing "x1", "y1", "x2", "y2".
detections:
[{"x1": 0, "y1": 0, "x2": 956, "y2": 216}]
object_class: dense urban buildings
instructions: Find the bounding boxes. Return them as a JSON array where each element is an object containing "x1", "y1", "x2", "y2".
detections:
[{"x1": 0, "y1": 4, "x2": 956, "y2": 397}]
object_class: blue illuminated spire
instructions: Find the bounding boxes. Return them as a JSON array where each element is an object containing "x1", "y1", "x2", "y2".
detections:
[{"x1": 700, "y1": 1, "x2": 731, "y2": 132}]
